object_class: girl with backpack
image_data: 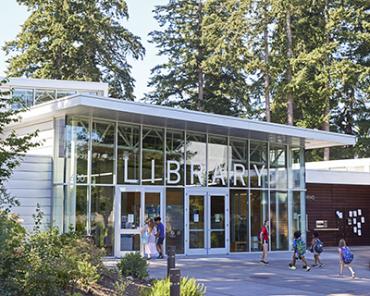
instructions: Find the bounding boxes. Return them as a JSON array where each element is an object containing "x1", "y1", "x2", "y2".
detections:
[
  {"x1": 338, "y1": 239, "x2": 356, "y2": 279},
  {"x1": 310, "y1": 231, "x2": 323, "y2": 267},
  {"x1": 289, "y1": 231, "x2": 311, "y2": 272}
]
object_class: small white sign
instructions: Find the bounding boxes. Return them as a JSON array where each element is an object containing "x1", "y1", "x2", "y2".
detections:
[
  {"x1": 349, "y1": 211, "x2": 353, "y2": 217},
  {"x1": 353, "y1": 218, "x2": 357, "y2": 224},
  {"x1": 361, "y1": 217, "x2": 365, "y2": 223},
  {"x1": 358, "y1": 209, "x2": 362, "y2": 215},
  {"x1": 128, "y1": 214, "x2": 134, "y2": 223},
  {"x1": 194, "y1": 214, "x2": 199, "y2": 223},
  {"x1": 353, "y1": 226, "x2": 357, "y2": 233},
  {"x1": 353, "y1": 211, "x2": 357, "y2": 217},
  {"x1": 358, "y1": 229, "x2": 362, "y2": 236},
  {"x1": 357, "y1": 222, "x2": 361, "y2": 229}
]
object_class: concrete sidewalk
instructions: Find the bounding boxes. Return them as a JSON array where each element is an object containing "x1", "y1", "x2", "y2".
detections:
[{"x1": 147, "y1": 247, "x2": 370, "y2": 296}]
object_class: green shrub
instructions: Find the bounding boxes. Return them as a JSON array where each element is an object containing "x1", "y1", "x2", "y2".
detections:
[
  {"x1": 0, "y1": 210, "x2": 104, "y2": 296},
  {"x1": 117, "y1": 252, "x2": 149, "y2": 279},
  {"x1": 149, "y1": 277, "x2": 206, "y2": 296}
]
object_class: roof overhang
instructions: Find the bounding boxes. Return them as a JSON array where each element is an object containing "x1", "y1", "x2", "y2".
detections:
[{"x1": 12, "y1": 94, "x2": 356, "y2": 149}]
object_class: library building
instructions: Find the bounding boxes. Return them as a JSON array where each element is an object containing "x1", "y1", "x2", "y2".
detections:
[{"x1": 3, "y1": 78, "x2": 356, "y2": 257}]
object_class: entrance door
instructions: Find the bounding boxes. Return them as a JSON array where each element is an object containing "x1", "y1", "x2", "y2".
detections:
[
  {"x1": 185, "y1": 188, "x2": 229, "y2": 255},
  {"x1": 114, "y1": 186, "x2": 164, "y2": 257}
]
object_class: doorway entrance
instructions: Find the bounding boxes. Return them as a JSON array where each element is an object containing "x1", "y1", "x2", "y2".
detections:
[
  {"x1": 114, "y1": 186, "x2": 164, "y2": 257},
  {"x1": 185, "y1": 188, "x2": 229, "y2": 255}
]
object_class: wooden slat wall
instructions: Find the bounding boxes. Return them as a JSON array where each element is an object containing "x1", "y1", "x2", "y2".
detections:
[{"x1": 307, "y1": 183, "x2": 370, "y2": 247}]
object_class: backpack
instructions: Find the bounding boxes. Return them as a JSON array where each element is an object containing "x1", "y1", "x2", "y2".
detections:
[
  {"x1": 314, "y1": 239, "x2": 324, "y2": 253},
  {"x1": 341, "y1": 247, "x2": 354, "y2": 264},
  {"x1": 296, "y1": 239, "x2": 306, "y2": 256}
]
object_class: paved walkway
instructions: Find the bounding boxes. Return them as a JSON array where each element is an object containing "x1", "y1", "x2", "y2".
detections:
[{"x1": 147, "y1": 247, "x2": 370, "y2": 296}]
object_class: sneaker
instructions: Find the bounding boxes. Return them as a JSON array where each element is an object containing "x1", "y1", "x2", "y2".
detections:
[
  {"x1": 289, "y1": 265, "x2": 297, "y2": 270},
  {"x1": 312, "y1": 264, "x2": 318, "y2": 267},
  {"x1": 306, "y1": 266, "x2": 311, "y2": 272},
  {"x1": 319, "y1": 264, "x2": 323, "y2": 268},
  {"x1": 351, "y1": 273, "x2": 356, "y2": 279}
]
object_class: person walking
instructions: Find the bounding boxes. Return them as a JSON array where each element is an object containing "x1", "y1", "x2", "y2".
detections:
[
  {"x1": 338, "y1": 239, "x2": 356, "y2": 279},
  {"x1": 260, "y1": 220, "x2": 269, "y2": 264},
  {"x1": 141, "y1": 218, "x2": 158, "y2": 260},
  {"x1": 310, "y1": 231, "x2": 324, "y2": 267},
  {"x1": 154, "y1": 216, "x2": 165, "y2": 259},
  {"x1": 289, "y1": 230, "x2": 311, "y2": 272}
]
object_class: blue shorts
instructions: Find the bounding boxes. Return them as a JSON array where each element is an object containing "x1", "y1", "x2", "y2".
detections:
[{"x1": 156, "y1": 237, "x2": 164, "y2": 245}]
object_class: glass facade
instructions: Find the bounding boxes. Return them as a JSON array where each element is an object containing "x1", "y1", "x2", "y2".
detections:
[{"x1": 55, "y1": 115, "x2": 306, "y2": 255}]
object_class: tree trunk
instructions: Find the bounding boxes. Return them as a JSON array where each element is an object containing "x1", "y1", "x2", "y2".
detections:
[
  {"x1": 264, "y1": 14, "x2": 271, "y2": 122},
  {"x1": 286, "y1": 9, "x2": 294, "y2": 125},
  {"x1": 323, "y1": 0, "x2": 330, "y2": 160},
  {"x1": 197, "y1": 0, "x2": 204, "y2": 112}
]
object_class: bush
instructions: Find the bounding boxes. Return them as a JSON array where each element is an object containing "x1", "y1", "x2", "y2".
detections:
[
  {"x1": 0, "y1": 210, "x2": 105, "y2": 296},
  {"x1": 117, "y1": 252, "x2": 149, "y2": 280},
  {"x1": 149, "y1": 277, "x2": 206, "y2": 296}
]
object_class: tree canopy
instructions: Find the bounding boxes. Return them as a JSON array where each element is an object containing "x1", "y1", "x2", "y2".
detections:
[{"x1": 4, "y1": 0, "x2": 145, "y2": 99}]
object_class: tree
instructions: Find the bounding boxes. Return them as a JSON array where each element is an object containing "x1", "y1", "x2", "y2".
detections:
[
  {"x1": 3, "y1": 0, "x2": 145, "y2": 99},
  {"x1": 0, "y1": 79, "x2": 39, "y2": 212},
  {"x1": 146, "y1": 0, "x2": 251, "y2": 116}
]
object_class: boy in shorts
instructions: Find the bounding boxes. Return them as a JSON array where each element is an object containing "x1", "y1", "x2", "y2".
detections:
[
  {"x1": 154, "y1": 216, "x2": 165, "y2": 259},
  {"x1": 289, "y1": 231, "x2": 311, "y2": 272}
]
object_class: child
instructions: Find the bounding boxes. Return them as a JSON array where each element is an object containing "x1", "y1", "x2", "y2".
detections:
[
  {"x1": 310, "y1": 231, "x2": 323, "y2": 267},
  {"x1": 259, "y1": 220, "x2": 269, "y2": 264},
  {"x1": 338, "y1": 239, "x2": 355, "y2": 279},
  {"x1": 154, "y1": 216, "x2": 165, "y2": 259},
  {"x1": 289, "y1": 231, "x2": 311, "y2": 272}
]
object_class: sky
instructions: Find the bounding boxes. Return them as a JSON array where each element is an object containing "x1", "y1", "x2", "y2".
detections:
[{"x1": 0, "y1": 0, "x2": 168, "y2": 99}]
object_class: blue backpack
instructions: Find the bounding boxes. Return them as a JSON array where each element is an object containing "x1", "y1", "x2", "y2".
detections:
[
  {"x1": 341, "y1": 247, "x2": 354, "y2": 264},
  {"x1": 314, "y1": 239, "x2": 324, "y2": 253}
]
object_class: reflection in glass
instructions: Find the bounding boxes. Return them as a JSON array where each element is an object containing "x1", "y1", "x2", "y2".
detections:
[
  {"x1": 117, "y1": 124, "x2": 140, "y2": 184},
  {"x1": 292, "y1": 148, "x2": 304, "y2": 189},
  {"x1": 189, "y1": 195, "x2": 205, "y2": 248},
  {"x1": 250, "y1": 141, "x2": 268, "y2": 188},
  {"x1": 91, "y1": 186, "x2": 114, "y2": 256},
  {"x1": 210, "y1": 195, "x2": 225, "y2": 248},
  {"x1": 270, "y1": 145, "x2": 287, "y2": 189},
  {"x1": 250, "y1": 190, "x2": 268, "y2": 251},
  {"x1": 166, "y1": 130, "x2": 185, "y2": 185},
  {"x1": 13, "y1": 88, "x2": 34, "y2": 108},
  {"x1": 52, "y1": 185, "x2": 64, "y2": 231},
  {"x1": 65, "y1": 118, "x2": 89, "y2": 184},
  {"x1": 230, "y1": 190, "x2": 248, "y2": 252},
  {"x1": 145, "y1": 192, "x2": 160, "y2": 220},
  {"x1": 142, "y1": 127, "x2": 164, "y2": 185},
  {"x1": 166, "y1": 189, "x2": 184, "y2": 254},
  {"x1": 121, "y1": 192, "x2": 141, "y2": 229},
  {"x1": 208, "y1": 136, "x2": 228, "y2": 187},
  {"x1": 186, "y1": 133, "x2": 206, "y2": 186},
  {"x1": 92, "y1": 121, "x2": 115, "y2": 184},
  {"x1": 34, "y1": 89, "x2": 56, "y2": 104},
  {"x1": 121, "y1": 234, "x2": 140, "y2": 251},
  {"x1": 56, "y1": 89, "x2": 76, "y2": 99},
  {"x1": 76, "y1": 186, "x2": 88, "y2": 234},
  {"x1": 270, "y1": 192, "x2": 288, "y2": 250},
  {"x1": 230, "y1": 139, "x2": 248, "y2": 187},
  {"x1": 292, "y1": 192, "x2": 303, "y2": 234}
]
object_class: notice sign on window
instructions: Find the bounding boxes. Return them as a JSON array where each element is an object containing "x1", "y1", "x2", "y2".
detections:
[
  {"x1": 128, "y1": 214, "x2": 134, "y2": 223},
  {"x1": 194, "y1": 214, "x2": 199, "y2": 223}
]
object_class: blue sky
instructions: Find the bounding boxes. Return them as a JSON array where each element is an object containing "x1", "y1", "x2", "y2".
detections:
[{"x1": 0, "y1": 0, "x2": 167, "y2": 99}]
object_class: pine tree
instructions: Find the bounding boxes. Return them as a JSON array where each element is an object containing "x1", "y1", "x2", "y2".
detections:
[
  {"x1": 3, "y1": 0, "x2": 145, "y2": 99},
  {"x1": 146, "y1": 0, "x2": 251, "y2": 116}
]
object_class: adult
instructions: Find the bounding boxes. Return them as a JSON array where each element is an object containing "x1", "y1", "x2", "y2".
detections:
[{"x1": 260, "y1": 220, "x2": 269, "y2": 264}]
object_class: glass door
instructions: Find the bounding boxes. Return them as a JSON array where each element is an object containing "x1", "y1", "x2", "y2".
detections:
[
  {"x1": 185, "y1": 188, "x2": 229, "y2": 255},
  {"x1": 115, "y1": 186, "x2": 164, "y2": 257}
]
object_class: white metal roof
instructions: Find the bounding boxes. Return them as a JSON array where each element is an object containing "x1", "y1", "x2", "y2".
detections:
[
  {"x1": 13, "y1": 94, "x2": 356, "y2": 149},
  {"x1": 0, "y1": 77, "x2": 108, "y2": 95}
]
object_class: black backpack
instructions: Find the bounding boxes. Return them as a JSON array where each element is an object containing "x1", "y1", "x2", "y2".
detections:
[{"x1": 314, "y1": 239, "x2": 324, "y2": 253}]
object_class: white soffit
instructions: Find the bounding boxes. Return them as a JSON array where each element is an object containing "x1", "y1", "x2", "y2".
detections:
[
  {"x1": 306, "y1": 169, "x2": 370, "y2": 185},
  {"x1": 17, "y1": 95, "x2": 356, "y2": 149}
]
